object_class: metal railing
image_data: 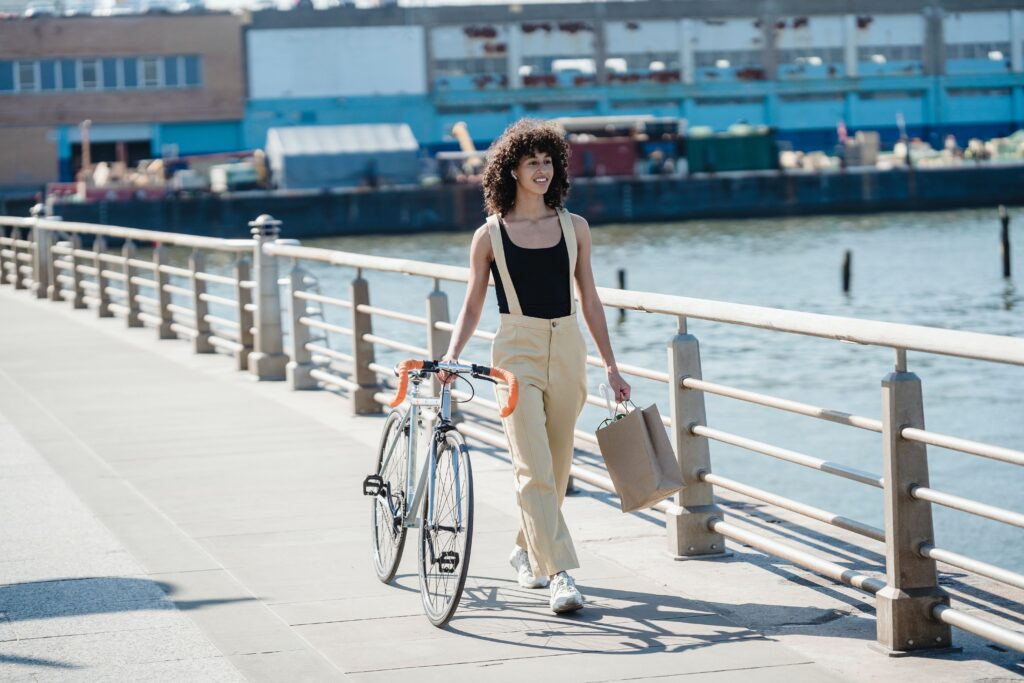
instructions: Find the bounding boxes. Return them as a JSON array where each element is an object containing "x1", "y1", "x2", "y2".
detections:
[{"x1": 2, "y1": 210, "x2": 1022, "y2": 656}]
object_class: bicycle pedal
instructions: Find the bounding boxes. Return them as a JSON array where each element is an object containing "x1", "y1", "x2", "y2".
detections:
[
  {"x1": 362, "y1": 474, "x2": 384, "y2": 496},
  {"x1": 437, "y1": 551, "x2": 460, "y2": 574}
]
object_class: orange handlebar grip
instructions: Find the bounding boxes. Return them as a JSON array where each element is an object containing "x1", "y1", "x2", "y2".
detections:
[
  {"x1": 489, "y1": 367, "x2": 518, "y2": 417},
  {"x1": 389, "y1": 359, "x2": 424, "y2": 408}
]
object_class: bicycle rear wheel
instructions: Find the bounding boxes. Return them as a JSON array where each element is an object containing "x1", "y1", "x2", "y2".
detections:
[
  {"x1": 371, "y1": 409, "x2": 409, "y2": 583},
  {"x1": 418, "y1": 431, "x2": 474, "y2": 627}
]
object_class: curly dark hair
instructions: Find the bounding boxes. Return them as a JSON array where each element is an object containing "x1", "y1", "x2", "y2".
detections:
[{"x1": 482, "y1": 118, "x2": 570, "y2": 217}]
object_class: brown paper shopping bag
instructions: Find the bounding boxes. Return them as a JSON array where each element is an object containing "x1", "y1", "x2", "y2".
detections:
[{"x1": 595, "y1": 403, "x2": 685, "y2": 513}]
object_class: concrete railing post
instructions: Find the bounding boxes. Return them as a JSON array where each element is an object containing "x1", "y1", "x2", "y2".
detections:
[
  {"x1": 190, "y1": 249, "x2": 214, "y2": 353},
  {"x1": 286, "y1": 266, "x2": 317, "y2": 390},
  {"x1": 153, "y1": 244, "x2": 175, "y2": 339},
  {"x1": 666, "y1": 316, "x2": 729, "y2": 559},
  {"x1": 123, "y1": 240, "x2": 142, "y2": 327},
  {"x1": 425, "y1": 280, "x2": 451, "y2": 397},
  {"x1": 875, "y1": 350, "x2": 952, "y2": 653},
  {"x1": 29, "y1": 204, "x2": 50, "y2": 300},
  {"x1": 235, "y1": 256, "x2": 254, "y2": 372},
  {"x1": 0, "y1": 224, "x2": 8, "y2": 286},
  {"x1": 94, "y1": 235, "x2": 112, "y2": 317},
  {"x1": 12, "y1": 226, "x2": 26, "y2": 290},
  {"x1": 247, "y1": 214, "x2": 287, "y2": 380},
  {"x1": 351, "y1": 270, "x2": 382, "y2": 414},
  {"x1": 44, "y1": 216, "x2": 63, "y2": 302},
  {"x1": 68, "y1": 234, "x2": 86, "y2": 309}
]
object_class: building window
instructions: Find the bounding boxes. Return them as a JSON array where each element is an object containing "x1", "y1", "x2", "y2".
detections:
[
  {"x1": 141, "y1": 56, "x2": 161, "y2": 88},
  {"x1": 60, "y1": 60, "x2": 77, "y2": 90},
  {"x1": 694, "y1": 50, "x2": 762, "y2": 69},
  {"x1": 163, "y1": 56, "x2": 180, "y2": 87},
  {"x1": 122, "y1": 58, "x2": 138, "y2": 88},
  {"x1": 102, "y1": 58, "x2": 119, "y2": 89},
  {"x1": 0, "y1": 62, "x2": 13, "y2": 92},
  {"x1": 946, "y1": 42, "x2": 1010, "y2": 60},
  {"x1": 40, "y1": 60, "x2": 57, "y2": 91},
  {"x1": 434, "y1": 57, "x2": 506, "y2": 77},
  {"x1": 857, "y1": 45, "x2": 922, "y2": 63},
  {"x1": 80, "y1": 59, "x2": 99, "y2": 90},
  {"x1": 17, "y1": 61, "x2": 38, "y2": 92},
  {"x1": 183, "y1": 56, "x2": 201, "y2": 87}
]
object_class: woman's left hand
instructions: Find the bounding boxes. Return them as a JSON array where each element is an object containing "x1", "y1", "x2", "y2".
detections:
[{"x1": 607, "y1": 366, "x2": 631, "y2": 402}]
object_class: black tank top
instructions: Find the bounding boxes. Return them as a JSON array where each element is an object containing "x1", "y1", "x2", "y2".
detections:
[{"x1": 490, "y1": 220, "x2": 571, "y2": 319}]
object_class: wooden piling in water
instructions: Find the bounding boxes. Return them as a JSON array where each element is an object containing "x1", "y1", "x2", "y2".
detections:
[
  {"x1": 842, "y1": 250, "x2": 852, "y2": 294},
  {"x1": 999, "y1": 205, "x2": 1011, "y2": 279},
  {"x1": 617, "y1": 268, "x2": 626, "y2": 322}
]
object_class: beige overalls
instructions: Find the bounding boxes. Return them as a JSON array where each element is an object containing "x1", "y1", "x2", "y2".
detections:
[{"x1": 488, "y1": 208, "x2": 588, "y2": 578}]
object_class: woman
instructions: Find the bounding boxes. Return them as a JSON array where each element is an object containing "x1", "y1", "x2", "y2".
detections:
[{"x1": 440, "y1": 119, "x2": 630, "y2": 614}]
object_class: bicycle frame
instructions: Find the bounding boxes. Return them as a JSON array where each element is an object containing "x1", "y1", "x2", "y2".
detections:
[{"x1": 378, "y1": 371, "x2": 461, "y2": 532}]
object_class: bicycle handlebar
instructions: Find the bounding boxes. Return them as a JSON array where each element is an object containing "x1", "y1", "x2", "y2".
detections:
[{"x1": 388, "y1": 359, "x2": 519, "y2": 418}]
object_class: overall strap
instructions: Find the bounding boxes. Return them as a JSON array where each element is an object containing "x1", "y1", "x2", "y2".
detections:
[
  {"x1": 486, "y1": 215, "x2": 523, "y2": 316},
  {"x1": 556, "y1": 207, "x2": 578, "y2": 314}
]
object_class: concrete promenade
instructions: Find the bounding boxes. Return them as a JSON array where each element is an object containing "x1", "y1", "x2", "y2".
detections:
[{"x1": 0, "y1": 285, "x2": 1021, "y2": 682}]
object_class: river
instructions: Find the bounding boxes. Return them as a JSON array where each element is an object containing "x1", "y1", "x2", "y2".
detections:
[{"x1": 295, "y1": 207, "x2": 1023, "y2": 574}]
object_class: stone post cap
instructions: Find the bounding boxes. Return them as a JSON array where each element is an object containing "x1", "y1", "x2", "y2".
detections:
[{"x1": 249, "y1": 214, "x2": 283, "y2": 238}]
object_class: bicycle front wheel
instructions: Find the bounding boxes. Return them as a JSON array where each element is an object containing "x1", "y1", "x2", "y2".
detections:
[
  {"x1": 418, "y1": 431, "x2": 474, "y2": 627},
  {"x1": 371, "y1": 409, "x2": 409, "y2": 583}
]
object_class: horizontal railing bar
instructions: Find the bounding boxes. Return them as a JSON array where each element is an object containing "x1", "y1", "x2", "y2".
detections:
[
  {"x1": 919, "y1": 544, "x2": 1024, "y2": 591},
  {"x1": 134, "y1": 294, "x2": 159, "y2": 308},
  {"x1": 362, "y1": 334, "x2": 429, "y2": 357},
  {"x1": 309, "y1": 368, "x2": 359, "y2": 391},
  {"x1": 901, "y1": 428, "x2": 1024, "y2": 468},
  {"x1": 203, "y1": 314, "x2": 240, "y2": 332},
  {"x1": 910, "y1": 486, "x2": 1024, "y2": 529},
  {"x1": 97, "y1": 253, "x2": 125, "y2": 265},
  {"x1": 162, "y1": 284, "x2": 193, "y2": 298},
  {"x1": 53, "y1": 258, "x2": 72, "y2": 270},
  {"x1": 306, "y1": 343, "x2": 353, "y2": 365},
  {"x1": 209, "y1": 335, "x2": 243, "y2": 352},
  {"x1": 238, "y1": 279, "x2": 256, "y2": 290},
  {"x1": 586, "y1": 355, "x2": 670, "y2": 382},
  {"x1": 51, "y1": 244, "x2": 70, "y2": 255},
  {"x1": 708, "y1": 518, "x2": 887, "y2": 594},
  {"x1": 104, "y1": 286, "x2": 127, "y2": 298},
  {"x1": 107, "y1": 302, "x2": 129, "y2": 315},
  {"x1": 294, "y1": 290, "x2": 352, "y2": 308},
  {"x1": 433, "y1": 320, "x2": 494, "y2": 341},
  {"x1": 169, "y1": 322, "x2": 198, "y2": 338},
  {"x1": 574, "y1": 428, "x2": 599, "y2": 446},
  {"x1": 368, "y1": 362, "x2": 394, "y2": 377},
  {"x1": 100, "y1": 269, "x2": 127, "y2": 282},
  {"x1": 79, "y1": 280, "x2": 99, "y2": 290},
  {"x1": 127, "y1": 258, "x2": 156, "y2": 271},
  {"x1": 130, "y1": 276, "x2": 158, "y2": 289},
  {"x1": 199, "y1": 292, "x2": 239, "y2": 308},
  {"x1": 30, "y1": 218, "x2": 254, "y2": 252},
  {"x1": 701, "y1": 471, "x2": 885, "y2": 542},
  {"x1": 159, "y1": 264, "x2": 192, "y2": 278},
  {"x1": 244, "y1": 303, "x2": 257, "y2": 313},
  {"x1": 194, "y1": 272, "x2": 238, "y2": 286},
  {"x1": 18, "y1": 265, "x2": 32, "y2": 275},
  {"x1": 693, "y1": 424, "x2": 885, "y2": 489},
  {"x1": 932, "y1": 604, "x2": 1024, "y2": 653},
  {"x1": 16, "y1": 252, "x2": 33, "y2": 262},
  {"x1": 56, "y1": 274, "x2": 74, "y2": 285},
  {"x1": 356, "y1": 304, "x2": 428, "y2": 326},
  {"x1": 265, "y1": 242, "x2": 469, "y2": 283},
  {"x1": 81, "y1": 295, "x2": 99, "y2": 306},
  {"x1": 166, "y1": 304, "x2": 195, "y2": 319},
  {"x1": 76, "y1": 264, "x2": 99, "y2": 276},
  {"x1": 264, "y1": 241, "x2": 1024, "y2": 366},
  {"x1": 451, "y1": 389, "x2": 499, "y2": 412},
  {"x1": 300, "y1": 317, "x2": 352, "y2": 336},
  {"x1": 137, "y1": 311, "x2": 161, "y2": 326},
  {"x1": 683, "y1": 377, "x2": 883, "y2": 432}
]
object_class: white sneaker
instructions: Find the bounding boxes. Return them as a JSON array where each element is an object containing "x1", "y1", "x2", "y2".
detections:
[
  {"x1": 509, "y1": 547, "x2": 549, "y2": 589},
  {"x1": 549, "y1": 571, "x2": 584, "y2": 614}
]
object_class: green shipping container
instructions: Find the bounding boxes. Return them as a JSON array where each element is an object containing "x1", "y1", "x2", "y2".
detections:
[{"x1": 687, "y1": 128, "x2": 779, "y2": 173}]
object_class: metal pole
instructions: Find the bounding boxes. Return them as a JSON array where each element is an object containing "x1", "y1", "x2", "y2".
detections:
[
  {"x1": 286, "y1": 265, "x2": 317, "y2": 390},
  {"x1": 247, "y1": 214, "x2": 288, "y2": 380},
  {"x1": 666, "y1": 315, "x2": 729, "y2": 559},
  {"x1": 190, "y1": 249, "x2": 213, "y2": 353},
  {"x1": 123, "y1": 240, "x2": 142, "y2": 328},
  {"x1": 875, "y1": 357, "x2": 952, "y2": 653},
  {"x1": 153, "y1": 243, "x2": 175, "y2": 339},
  {"x1": 351, "y1": 269, "x2": 382, "y2": 414}
]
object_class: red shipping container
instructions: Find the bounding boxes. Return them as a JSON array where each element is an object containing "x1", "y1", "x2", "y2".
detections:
[{"x1": 568, "y1": 137, "x2": 637, "y2": 177}]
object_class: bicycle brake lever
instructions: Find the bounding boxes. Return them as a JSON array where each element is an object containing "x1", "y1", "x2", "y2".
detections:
[{"x1": 471, "y1": 373, "x2": 498, "y2": 384}]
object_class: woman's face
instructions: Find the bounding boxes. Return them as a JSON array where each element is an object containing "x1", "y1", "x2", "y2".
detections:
[{"x1": 513, "y1": 151, "x2": 554, "y2": 197}]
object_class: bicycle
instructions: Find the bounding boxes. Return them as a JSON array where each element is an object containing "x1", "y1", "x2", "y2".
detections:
[{"x1": 362, "y1": 359, "x2": 518, "y2": 627}]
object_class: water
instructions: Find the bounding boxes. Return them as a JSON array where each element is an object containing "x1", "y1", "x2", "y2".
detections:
[{"x1": 295, "y1": 208, "x2": 1024, "y2": 574}]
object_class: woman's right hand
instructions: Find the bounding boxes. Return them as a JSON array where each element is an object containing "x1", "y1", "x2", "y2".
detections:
[{"x1": 438, "y1": 354, "x2": 458, "y2": 385}]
